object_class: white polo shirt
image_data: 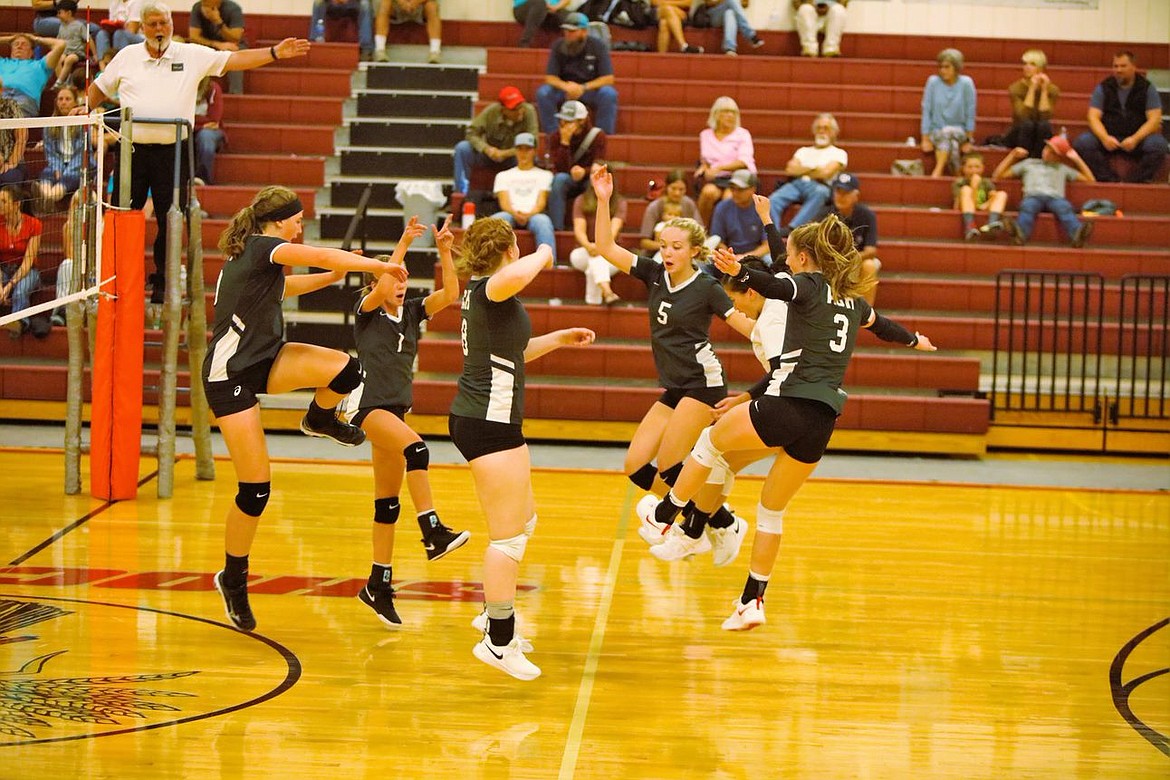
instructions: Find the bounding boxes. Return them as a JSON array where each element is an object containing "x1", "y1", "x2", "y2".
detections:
[{"x1": 94, "y1": 40, "x2": 231, "y2": 144}]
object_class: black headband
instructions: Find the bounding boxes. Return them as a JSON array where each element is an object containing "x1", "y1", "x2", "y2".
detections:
[{"x1": 255, "y1": 198, "x2": 304, "y2": 223}]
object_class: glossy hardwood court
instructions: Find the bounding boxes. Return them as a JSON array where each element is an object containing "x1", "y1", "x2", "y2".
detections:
[{"x1": 1, "y1": 449, "x2": 1167, "y2": 778}]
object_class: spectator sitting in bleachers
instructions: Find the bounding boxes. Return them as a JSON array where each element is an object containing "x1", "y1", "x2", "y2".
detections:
[
  {"x1": 639, "y1": 168, "x2": 701, "y2": 254},
  {"x1": 0, "y1": 86, "x2": 27, "y2": 185},
  {"x1": 709, "y1": 169, "x2": 769, "y2": 263},
  {"x1": 536, "y1": 12, "x2": 617, "y2": 135},
  {"x1": 188, "y1": 0, "x2": 245, "y2": 94},
  {"x1": 952, "y1": 152, "x2": 1008, "y2": 242},
  {"x1": 993, "y1": 137, "x2": 1095, "y2": 248},
  {"x1": 0, "y1": 33, "x2": 65, "y2": 116},
  {"x1": 569, "y1": 160, "x2": 624, "y2": 305},
  {"x1": 695, "y1": 95, "x2": 756, "y2": 227},
  {"x1": 0, "y1": 184, "x2": 43, "y2": 338},
  {"x1": 29, "y1": 0, "x2": 106, "y2": 59},
  {"x1": 767, "y1": 112, "x2": 846, "y2": 234},
  {"x1": 815, "y1": 172, "x2": 879, "y2": 303},
  {"x1": 921, "y1": 48, "x2": 976, "y2": 177},
  {"x1": 373, "y1": 0, "x2": 442, "y2": 64},
  {"x1": 793, "y1": 0, "x2": 847, "y2": 58},
  {"x1": 97, "y1": 0, "x2": 147, "y2": 55},
  {"x1": 651, "y1": 0, "x2": 704, "y2": 54},
  {"x1": 514, "y1": 0, "x2": 566, "y2": 49},
  {"x1": 310, "y1": 1, "x2": 373, "y2": 60},
  {"x1": 546, "y1": 99, "x2": 606, "y2": 229},
  {"x1": 1072, "y1": 50, "x2": 1167, "y2": 184},
  {"x1": 453, "y1": 84, "x2": 537, "y2": 196},
  {"x1": 193, "y1": 76, "x2": 225, "y2": 185},
  {"x1": 697, "y1": 0, "x2": 764, "y2": 57},
  {"x1": 32, "y1": 85, "x2": 93, "y2": 212},
  {"x1": 491, "y1": 131, "x2": 557, "y2": 264},
  {"x1": 52, "y1": 1, "x2": 89, "y2": 89},
  {"x1": 1003, "y1": 49, "x2": 1059, "y2": 160}
]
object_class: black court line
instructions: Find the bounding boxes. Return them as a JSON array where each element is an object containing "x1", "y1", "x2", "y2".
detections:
[
  {"x1": 7, "y1": 470, "x2": 159, "y2": 566},
  {"x1": 1109, "y1": 616, "x2": 1170, "y2": 758},
  {"x1": 0, "y1": 593, "x2": 302, "y2": 746}
]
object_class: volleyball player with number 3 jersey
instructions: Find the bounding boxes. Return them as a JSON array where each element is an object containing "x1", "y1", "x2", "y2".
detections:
[{"x1": 345, "y1": 215, "x2": 470, "y2": 629}]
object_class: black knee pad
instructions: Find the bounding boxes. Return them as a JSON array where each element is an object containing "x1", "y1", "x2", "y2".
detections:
[
  {"x1": 374, "y1": 497, "x2": 400, "y2": 525},
  {"x1": 628, "y1": 463, "x2": 657, "y2": 491},
  {"x1": 659, "y1": 462, "x2": 683, "y2": 487},
  {"x1": 328, "y1": 356, "x2": 363, "y2": 394},
  {"x1": 235, "y1": 481, "x2": 271, "y2": 517},
  {"x1": 403, "y1": 441, "x2": 429, "y2": 472}
]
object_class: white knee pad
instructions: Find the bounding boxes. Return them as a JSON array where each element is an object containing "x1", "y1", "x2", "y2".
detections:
[
  {"x1": 721, "y1": 471, "x2": 735, "y2": 498},
  {"x1": 489, "y1": 532, "x2": 528, "y2": 563},
  {"x1": 705, "y1": 461, "x2": 727, "y2": 486},
  {"x1": 524, "y1": 513, "x2": 537, "y2": 538},
  {"x1": 691, "y1": 426, "x2": 726, "y2": 470},
  {"x1": 756, "y1": 503, "x2": 784, "y2": 535}
]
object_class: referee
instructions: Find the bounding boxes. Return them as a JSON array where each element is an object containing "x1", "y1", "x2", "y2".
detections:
[{"x1": 85, "y1": 1, "x2": 310, "y2": 304}]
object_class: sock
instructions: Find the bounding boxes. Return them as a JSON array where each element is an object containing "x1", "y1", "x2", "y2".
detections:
[
  {"x1": 305, "y1": 400, "x2": 334, "y2": 426},
  {"x1": 961, "y1": 212, "x2": 974, "y2": 231},
  {"x1": 740, "y1": 570, "x2": 770, "y2": 604},
  {"x1": 680, "y1": 508, "x2": 710, "y2": 539},
  {"x1": 417, "y1": 509, "x2": 439, "y2": 535},
  {"x1": 374, "y1": 34, "x2": 386, "y2": 51},
  {"x1": 988, "y1": 211, "x2": 1003, "y2": 226},
  {"x1": 654, "y1": 492, "x2": 687, "y2": 525},
  {"x1": 223, "y1": 553, "x2": 249, "y2": 588},
  {"x1": 485, "y1": 601, "x2": 515, "y2": 646},
  {"x1": 429, "y1": 38, "x2": 440, "y2": 53},
  {"x1": 369, "y1": 562, "x2": 392, "y2": 590},
  {"x1": 707, "y1": 505, "x2": 735, "y2": 530}
]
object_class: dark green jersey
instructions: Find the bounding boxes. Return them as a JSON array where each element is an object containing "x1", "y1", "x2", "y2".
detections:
[
  {"x1": 203, "y1": 235, "x2": 286, "y2": 383},
  {"x1": 450, "y1": 277, "x2": 531, "y2": 424},
  {"x1": 629, "y1": 257, "x2": 735, "y2": 389},
  {"x1": 350, "y1": 296, "x2": 427, "y2": 410},
  {"x1": 743, "y1": 269, "x2": 873, "y2": 414}
]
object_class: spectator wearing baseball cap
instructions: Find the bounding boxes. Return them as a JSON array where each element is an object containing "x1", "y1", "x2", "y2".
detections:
[
  {"x1": 545, "y1": 99, "x2": 608, "y2": 229},
  {"x1": 514, "y1": 0, "x2": 567, "y2": 48},
  {"x1": 491, "y1": 130, "x2": 558, "y2": 263},
  {"x1": 536, "y1": 12, "x2": 618, "y2": 135},
  {"x1": 709, "y1": 169, "x2": 771, "y2": 263},
  {"x1": 453, "y1": 84, "x2": 538, "y2": 195},
  {"x1": 991, "y1": 139, "x2": 1096, "y2": 248},
  {"x1": 814, "y1": 172, "x2": 881, "y2": 303}
]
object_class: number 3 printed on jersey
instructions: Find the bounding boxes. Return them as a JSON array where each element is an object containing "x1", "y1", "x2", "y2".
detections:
[
  {"x1": 657, "y1": 300, "x2": 673, "y2": 325},
  {"x1": 829, "y1": 313, "x2": 850, "y2": 353}
]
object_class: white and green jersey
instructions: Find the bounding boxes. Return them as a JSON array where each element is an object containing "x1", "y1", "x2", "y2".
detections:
[
  {"x1": 450, "y1": 277, "x2": 531, "y2": 424},
  {"x1": 203, "y1": 235, "x2": 286, "y2": 383}
]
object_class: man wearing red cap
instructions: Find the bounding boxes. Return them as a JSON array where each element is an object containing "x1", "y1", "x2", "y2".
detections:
[
  {"x1": 453, "y1": 84, "x2": 538, "y2": 195},
  {"x1": 992, "y1": 137, "x2": 1096, "y2": 247}
]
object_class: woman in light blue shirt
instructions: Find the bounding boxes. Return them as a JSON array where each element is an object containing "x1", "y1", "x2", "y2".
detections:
[{"x1": 920, "y1": 48, "x2": 977, "y2": 177}]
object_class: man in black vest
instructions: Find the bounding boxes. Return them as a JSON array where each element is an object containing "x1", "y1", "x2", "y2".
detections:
[{"x1": 1072, "y1": 50, "x2": 1167, "y2": 183}]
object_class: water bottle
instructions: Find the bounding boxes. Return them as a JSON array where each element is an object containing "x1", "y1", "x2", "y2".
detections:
[
  {"x1": 461, "y1": 199, "x2": 475, "y2": 229},
  {"x1": 311, "y1": 17, "x2": 325, "y2": 43}
]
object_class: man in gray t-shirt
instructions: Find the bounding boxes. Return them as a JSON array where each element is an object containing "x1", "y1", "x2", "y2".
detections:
[{"x1": 992, "y1": 137, "x2": 1095, "y2": 247}]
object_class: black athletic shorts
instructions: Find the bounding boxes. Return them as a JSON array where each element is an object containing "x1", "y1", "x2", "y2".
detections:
[
  {"x1": 659, "y1": 386, "x2": 728, "y2": 409},
  {"x1": 448, "y1": 414, "x2": 525, "y2": 462},
  {"x1": 203, "y1": 357, "x2": 275, "y2": 418},
  {"x1": 748, "y1": 395, "x2": 838, "y2": 464},
  {"x1": 350, "y1": 405, "x2": 408, "y2": 428}
]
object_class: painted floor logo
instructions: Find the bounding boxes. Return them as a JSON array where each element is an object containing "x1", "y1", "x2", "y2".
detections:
[{"x1": 0, "y1": 595, "x2": 300, "y2": 746}]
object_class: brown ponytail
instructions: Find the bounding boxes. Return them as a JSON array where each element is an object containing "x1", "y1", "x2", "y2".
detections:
[
  {"x1": 218, "y1": 185, "x2": 299, "y2": 257},
  {"x1": 787, "y1": 214, "x2": 875, "y2": 301}
]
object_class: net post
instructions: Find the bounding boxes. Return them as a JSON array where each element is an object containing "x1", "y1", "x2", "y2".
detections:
[
  {"x1": 155, "y1": 120, "x2": 188, "y2": 499},
  {"x1": 186, "y1": 134, "x2": 214, "y2": 481}
]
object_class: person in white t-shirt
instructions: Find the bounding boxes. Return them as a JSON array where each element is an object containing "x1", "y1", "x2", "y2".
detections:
[
  {"x1": 491, "y1": 131, "x2": 557, "y2": 263},
  {"x1": 767, "y1": 113, "x2": 848, "y2": 232}
]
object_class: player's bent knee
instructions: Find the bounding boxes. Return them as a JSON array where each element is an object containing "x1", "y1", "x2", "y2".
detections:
[
  {"x1": 403, "y1": 440, "x2": 429, "y2": 472},
  {"x1": 756, "y1": 503, "x2": 784, "y2": 534},
  {"x1": 690, "y1": 426, "x2": 725, "y2": 469},
  {"x1": 628, "y1": 462, "x2": 657, "y2": 491},
  {"x1": 328, "y1": 356, "x2": 363, "y2": 394},
  {"x1": 235, "y1": 481, "x2": 271, "y2": 517},
  {"x1": 489, "y1": 533, "x2": 528, "y2": 563}
]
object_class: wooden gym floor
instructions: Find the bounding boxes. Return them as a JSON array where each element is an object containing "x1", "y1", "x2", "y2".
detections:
[{"x1": 1, "y1": 449, "x2": 1167, "y2": 778}]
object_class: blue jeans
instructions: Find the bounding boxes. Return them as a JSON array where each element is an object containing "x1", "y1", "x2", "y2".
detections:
[
  {"x1": 2, "y1": 265, "x2": 41, "y2": 319},
  {"x1": 95, "y1": 27, "x2": 146, "y2": 55},
  {"x1": 453, "y1": 140, "x2": 516, "y2": 195},
  {"x1": 1072, "y1": 130, "x2": 1169, "y2": 184},
  {"x1": 768, "y1": 178, "x2": 830, "y2": 229},
  {"x1": 195, "y1": 127, "x2": 225, "y2": 184},
  {"x1": 706, "y1": 0, "x2": 757, "y2": 53},
  {"x1": 535, "y1": 84, "x2": 618, "y2": 134},
  {"x1": 547, "y1": 171, "x2": 588, "y2": 230},
  {"x1": 34, "y1": 18, "x2": 107, "y2": 59},
  {"x1": 493, "y1": 211, "x2": 557, "y2": 263},
  {"x1": 1016, "y1": 195, "x2": 1081, "y2": 242},
  {"x1": 311, "y1": 0, "x2": 374, "y2": 51}
]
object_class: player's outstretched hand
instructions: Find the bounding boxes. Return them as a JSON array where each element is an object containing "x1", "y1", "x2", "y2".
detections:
[
  {"x1": 401, "y1": 215, "x2": 427, "y2": 243},
  {"x1": 433, "y1": 214, "x2": 454, "y2": 253},
  {"x1": 562, "y1": 328, "x2": 596, "y2": 347},
  {"x1": 591, "y1": 165, "x2": 613, "y2": 202},
  {"x1": 711, "y1": 247, "x2": 741, "y2": 276},
  {"x1": 273, "y1": 38, "x2": 311, "y2": 60},
  {"x1": 914, "y1": 332, "x2": 937, "y2": 351},
  {"x1": 751, "y1": 194, "x2": 772, "y2": 224},
  {"x1": 382, "y1": 262, "x2": 409, "y2": 282}
]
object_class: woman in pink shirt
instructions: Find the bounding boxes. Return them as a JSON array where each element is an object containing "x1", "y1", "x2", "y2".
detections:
[{"x1": 695, "y1": 96, "x2": 756, "y2": 226}]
